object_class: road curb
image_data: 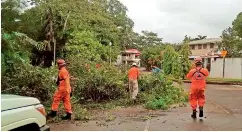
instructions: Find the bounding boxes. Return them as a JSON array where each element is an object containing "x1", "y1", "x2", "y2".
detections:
[{"x1": 183, "y1": 80, "x2": 242, "y2": 86}]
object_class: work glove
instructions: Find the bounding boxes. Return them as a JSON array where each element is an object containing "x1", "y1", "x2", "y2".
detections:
[
  {"x1": 70, "y1": 87, "x2": 74, "y2": 97},
  {"x1": 56, "y1": 77, "x2": 60, "y2": 86}
]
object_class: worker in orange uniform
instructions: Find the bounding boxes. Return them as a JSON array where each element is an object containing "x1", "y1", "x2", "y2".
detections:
[
  {"x1": 186, "y1": 57, "x2": 209, "y2": 119},
  {"x1": 128, "y1": 62, "x2": 140, "y2": 100},
  {"x1": 47, "y1": 59, "x2": 72, "y2": 120}
]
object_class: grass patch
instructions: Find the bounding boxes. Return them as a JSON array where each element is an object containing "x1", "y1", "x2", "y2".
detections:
[
  {"x1": 206, "y1": 78, "x2": 242, "y2": 82},
  {"x1": 183, "y1": 77, "x2": 242, "y2": 85}
]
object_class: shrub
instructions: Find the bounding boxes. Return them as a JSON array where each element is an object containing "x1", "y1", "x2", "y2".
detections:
[
  {"x1": 137, "y1": 73, "x2": 187, "y2": 110},
  {"x1": 1, "y1": 64, "x2": 57, "y2": 102},
  {"x1": 66, "y1": 56, "x2": 127, "y2": 103}
]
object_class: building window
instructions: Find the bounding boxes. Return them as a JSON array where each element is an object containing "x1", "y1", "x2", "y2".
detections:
[
  {"x1": 198, "y1": 44, "x2": 202, "y2": 49},
  {"x1": 203, "y1": 44, "x2": 207, "y2": 49},
  {"x1": 190, "y1": 45, "x2": 195, "y2": 50},
  {"x1": 210, "y1": 43, "x2": 214, "y2": 48}
]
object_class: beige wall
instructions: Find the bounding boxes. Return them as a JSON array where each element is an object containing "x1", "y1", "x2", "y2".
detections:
[
  {"x1": 210, "y1": 58, "x2": 242, "y2": 79},
  {"x1": 190, "y1": 43, "x2": 218, "y2": 56}
]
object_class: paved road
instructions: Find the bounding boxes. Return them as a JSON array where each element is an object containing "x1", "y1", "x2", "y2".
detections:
[{"x1": 49, "y1": 84, "x2": 242, "y2": 131}]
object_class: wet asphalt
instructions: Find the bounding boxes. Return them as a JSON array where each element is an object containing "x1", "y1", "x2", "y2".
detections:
[{"x1": 49, "y1": 84, "x2": 242, "y2": 131}]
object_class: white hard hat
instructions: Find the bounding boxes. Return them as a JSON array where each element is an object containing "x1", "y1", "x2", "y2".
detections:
[{"x1": 132, "y1": 62, "x2": 137, "y2": 66}]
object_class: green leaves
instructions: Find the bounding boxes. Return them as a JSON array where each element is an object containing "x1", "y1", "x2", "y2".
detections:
[
  {"x1": 12, "y1": 0, "x2": 135, "y2": 63},
  {"x1": 138, "y1": 73, "x2": 186, "y2": 110},
  {"x1": 1, "y1": 32, "x2": 33, "y2": 74},
  {"x1": 141, "y1": 45, "x2": 165, "y2": 70},
  {"x1": 232, "y1": 12, "x2": 242, "y2": 38},
  {"x1": 163, "y1": 45, "x2": 182, "y2": 79},
  {"x1": 179, "y1": 42, "x2": 192, "y2": 79},
  {"x1": 66, "y1": 30, "x2": 109, "y2": 62},
  {"x1": 220, "y1": 12, "x2": 242, "y2": 57},
  {"x1": 66, "y1": 58, "x2": 127, "y2": 102},
  {"x1": 221, "y1": 27, "x2": 242, "y2": 57},
  {"x1": 1, "y1": 0, "x2": 22, "y2": 33}
]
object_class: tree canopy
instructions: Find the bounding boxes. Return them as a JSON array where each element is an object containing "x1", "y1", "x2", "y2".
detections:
[
  {"x1": 1, "y1": 0, "x2": 137, "y2": 67},
  {"x1": 220, "y1": 12, "x2": 242, "y2": 57}
]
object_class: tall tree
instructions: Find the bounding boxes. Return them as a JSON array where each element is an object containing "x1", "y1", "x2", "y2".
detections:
[
  {"x1": 232, "y1": 12, "x2": 242, "y2": 38},
  {"x1": 197, "y1": 35, "x2": 207, "y2": 40},
  {"x1": 163, "y1": 45, "x2": 182, "y2": 79},
  {"x1": 16, "y1": 0, "x2": 135, "y2": 66},
  {"x1": 1, "y1": 0, "x2": 26, "y2": 32},
  {"x1": 190, "y1": 35, "x2": 207, "y2": 41},
  {"x1": 141, "y1": 45, "x2": 165, "y2": 70},
  {"x1": 183, "y1": 35, "x2": 191, "y2": 42},
  {"x1": 220, "y1": 27, "x2": 242, "y2": 57},
  {"x1": 179, "y1": 41, "x2": 192, "y2": 79},
  {"x1": 140, "y1": 31, "x2": 163, "y2": 46}
]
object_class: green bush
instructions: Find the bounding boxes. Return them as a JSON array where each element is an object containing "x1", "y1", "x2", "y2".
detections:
[
  {"x1": 67, "y1": 56, "x2": 127, "y2": 103},
  {"x1": 1, "y1": 64, "x2": 57, "y2": 102},
  {"x1": 78, "y1": 68, "x2": 126, "y2": 102},
  {"x1": 137, "y1": 73, "x2": 187, "y2": 110}
]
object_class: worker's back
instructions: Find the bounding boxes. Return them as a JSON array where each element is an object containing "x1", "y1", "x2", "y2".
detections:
[
  {"x1": 186, "y1": 67, "x2": 209, "y2": 90},
  {"x1": 128, "y1": 67, "x2": 139, "y2": 80},
  {"x1": 58, "y1": 67, "x2": 71, "y2": 93}
]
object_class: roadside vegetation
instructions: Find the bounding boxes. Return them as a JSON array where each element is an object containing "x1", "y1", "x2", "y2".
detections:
[{"x1": 1, "y1": 0, "x2": 242, "y2": 121}]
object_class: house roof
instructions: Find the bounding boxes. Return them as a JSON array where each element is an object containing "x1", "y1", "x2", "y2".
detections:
[
  {"x1": 189, "y1": 38, "x2": 222, "y2": 45},
  {"x1": 121, "y1": 49, "x2": 141, "y2": 56}
]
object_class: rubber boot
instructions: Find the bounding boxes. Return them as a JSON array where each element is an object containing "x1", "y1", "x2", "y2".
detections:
[
  {"x1": 199, "y1": 107, "x2": 203, "y2": 117},
  {"x1": 62, "y1": 112, "x2": 72, "y2": 120},
  {"x1": 191, "y1": 110, "x2": 197, "y2": 119},
  {"x1": 47, "y1": 110, "x2": 57, "y2": 118}
]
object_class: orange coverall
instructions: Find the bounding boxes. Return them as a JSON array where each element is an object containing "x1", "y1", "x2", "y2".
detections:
[
  {"x1": 186, "y1": 67, "x2": 209, "y2": 110},
  {"x1": 51, "y1": 67, "x2": 72, "y2": 113}
]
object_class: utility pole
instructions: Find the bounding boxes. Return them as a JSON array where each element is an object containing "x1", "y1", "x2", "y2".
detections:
[
  {"x1": 221, "y1": 50, "x2": 227, "y2": 78},
  {"x1": 222, "y1": 56, "x2": 225, "y2": 78}
]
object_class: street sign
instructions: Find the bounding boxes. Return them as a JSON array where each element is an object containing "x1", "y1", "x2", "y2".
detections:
[
  {"x1": 221, "y1": 50, "x2": 227, "y2": 78},
  {"x1": 221, "y1": 50, "x2": 227, "y2": 57}
]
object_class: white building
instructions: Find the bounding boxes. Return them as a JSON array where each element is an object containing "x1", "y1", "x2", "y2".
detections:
[{"x1": 116, "y1": 49, "x2": 141, "y2": 67}]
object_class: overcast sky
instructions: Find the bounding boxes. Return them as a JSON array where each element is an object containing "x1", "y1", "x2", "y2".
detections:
[{"x1": 119, "y1": 0, "x2": 242, "y2": 43}]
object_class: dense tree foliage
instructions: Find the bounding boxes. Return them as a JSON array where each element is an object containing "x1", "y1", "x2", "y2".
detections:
[
  {"x1": 233, "y1": 12, "x2": 242, "y2": 38},
  {"x1": 2, "y1": 0, "x2": 135, "y2": 67},
  {"x1": 162, "y1": 45, "x2": 182, "y2": 79},
  {"x1": 220, "y1": 12, "x2": 242, "y2": 57},
  {"x1": 1, "y1": 0, "x2": 134, "y2": 101},
  {"x1": 140, "y1": 45, "x2": 165, "y2": 70},
  {"x1": 220, "y1": 27, "x2": 242, "y2": 57},
  {"x1": 179, "y1": 40, "x2": 192, "y2": 79}
]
